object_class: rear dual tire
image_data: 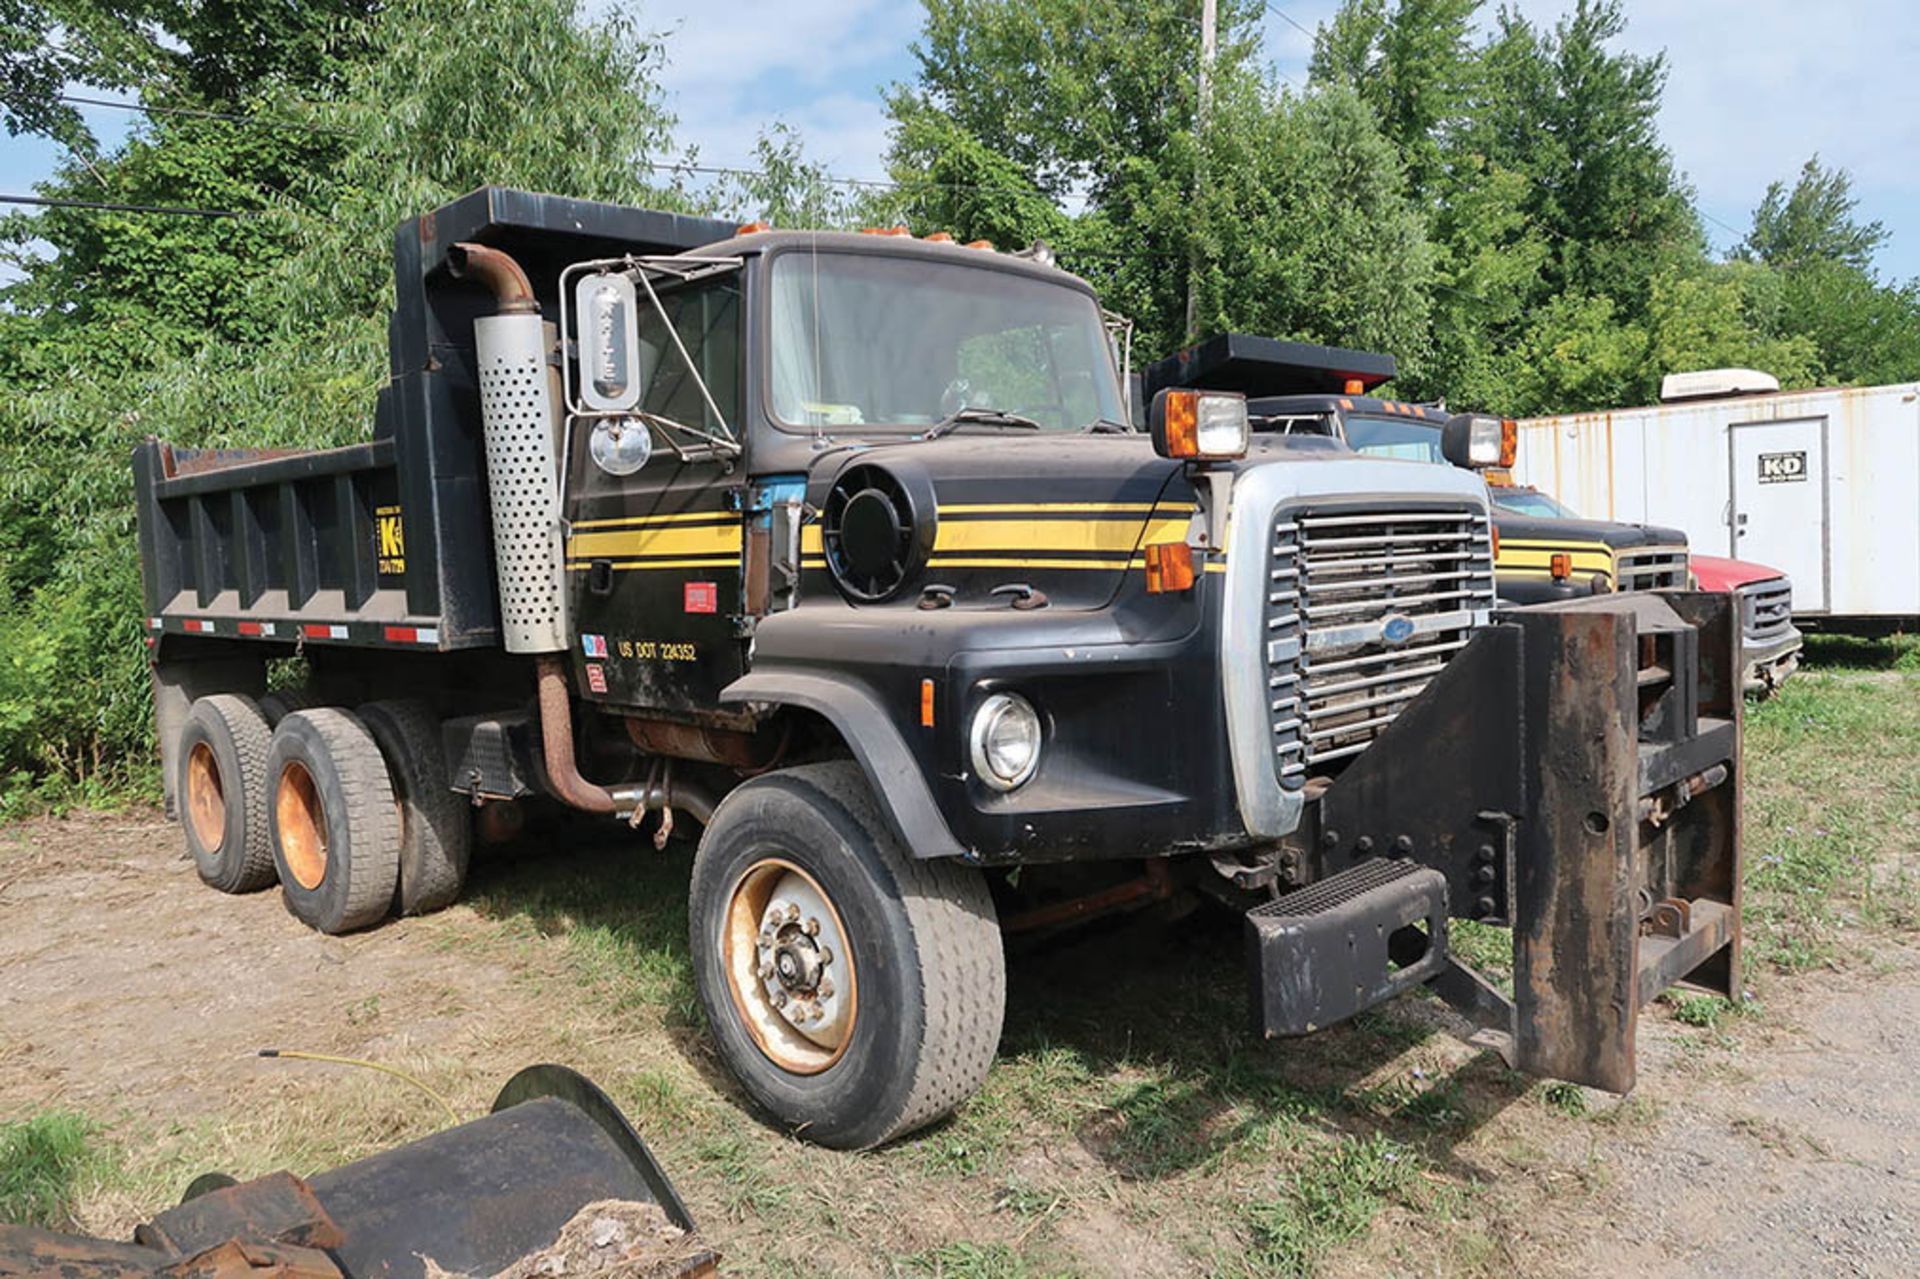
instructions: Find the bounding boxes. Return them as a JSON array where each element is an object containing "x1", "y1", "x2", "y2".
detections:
[
  {"x1": 266, "y1": 709, "x2": 399, "y2": 935},
  {"x1": 176, "y1": 694, "x2": 277, "y2": 893}
]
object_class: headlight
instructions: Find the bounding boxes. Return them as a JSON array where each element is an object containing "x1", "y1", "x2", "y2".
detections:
[
  {"x1": 1151, "y1": 388, "x2": 1249, "y2": 460},
  {"x1": 969, "y1": 692, "x2": 1042, "y2": 791},
  {"x1": 1441, "y1": 413, "x2": 1517, "y2": 469}
]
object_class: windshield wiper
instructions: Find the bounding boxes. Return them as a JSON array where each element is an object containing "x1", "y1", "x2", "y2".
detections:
[
  {"x1": 922, "y1": 407, "x2": 1044, "y2": 440},
  {"x1": 1082, "y1": 418, "x2": 1134, "y2": 434}
]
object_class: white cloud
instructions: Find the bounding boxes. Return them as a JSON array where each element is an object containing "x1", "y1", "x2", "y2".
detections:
[{"x1": 631, "y1": 0, "x2": 918, "y2": 172}]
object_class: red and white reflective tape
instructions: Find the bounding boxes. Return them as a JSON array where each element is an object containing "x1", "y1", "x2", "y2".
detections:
[
  {"x1": 183, "y1": 618, "x2": 216, "y2": 634},
  {"x1": 301, "y1": 623, "x2": 350, "y2": 640},
  {"x1": 147, "y1": 616, "x2": 162, "y2": 630},
  {"x1": 236, "y1": 621, "x2": 278, "y2": 637},
  {"x1": 382, "y1": 625, "x2": 441, "y2": 645}
]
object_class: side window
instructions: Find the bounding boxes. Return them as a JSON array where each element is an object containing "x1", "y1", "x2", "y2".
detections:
[{"x1": 638, "y1": 280, "x2": 741, "y2": 438}]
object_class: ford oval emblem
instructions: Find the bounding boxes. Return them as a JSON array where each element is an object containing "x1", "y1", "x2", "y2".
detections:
[{"x1": 1380, "y1": 613, "x2": 1416, "y2": 645}]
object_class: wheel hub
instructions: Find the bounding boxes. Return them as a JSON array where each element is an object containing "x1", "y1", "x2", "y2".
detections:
[{"x1": 756, "y1": 890, "x2": 844, "y2": 1036}]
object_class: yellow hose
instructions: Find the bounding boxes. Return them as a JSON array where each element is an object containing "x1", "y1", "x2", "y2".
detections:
[{"x1": 257, "y1": 1048, "x2": 462, "y2": 1128}]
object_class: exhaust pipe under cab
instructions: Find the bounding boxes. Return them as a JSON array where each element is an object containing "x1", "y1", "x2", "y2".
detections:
[{"x1": 1245, "y1": 590, "x2": 1742, "y2": 1093}]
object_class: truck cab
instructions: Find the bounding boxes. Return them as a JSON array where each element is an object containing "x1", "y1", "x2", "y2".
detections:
[{"x1": 135, "y1": 192, "x2": 1745, "y2": 1149}]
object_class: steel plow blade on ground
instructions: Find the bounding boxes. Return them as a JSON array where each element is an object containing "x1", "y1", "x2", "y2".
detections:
[{"x1": 0, "y1": 1065, "x2": 715, "y2": 1279}]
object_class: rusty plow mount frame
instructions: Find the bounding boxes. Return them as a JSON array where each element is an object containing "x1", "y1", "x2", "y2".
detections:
[{"x1": 1254, "y1": 591, "x2": 1742, "y2": 1094}]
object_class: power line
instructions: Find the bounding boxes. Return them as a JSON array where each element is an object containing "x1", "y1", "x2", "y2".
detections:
[
  {"x1": 0, "y1": 194, "x2": 245, "y2": 217},
  {"x1": 1264, "y1": 2, "x2": 1316, "y2": 42},
  {"x1": 56, "y1": 92, "x2": 353, "y2": 135}
]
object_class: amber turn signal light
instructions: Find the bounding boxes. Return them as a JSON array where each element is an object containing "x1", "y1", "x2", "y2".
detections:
[
  {"x1": 1550, "y1": 552, "x2": 1572, "y2": 580},
  {"x1": 1145, "y1": 541, "x2": 1196, "y2": 593}
]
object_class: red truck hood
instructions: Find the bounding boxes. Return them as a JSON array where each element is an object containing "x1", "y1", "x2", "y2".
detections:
[{"x1": 1691, "y1": 553, "x2": 1786, "y2": 592}]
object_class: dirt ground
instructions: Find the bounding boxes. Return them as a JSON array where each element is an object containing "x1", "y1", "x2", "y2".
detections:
[{"x1": 2, "y1": 806, "x2": 1917, "y2": 1276}]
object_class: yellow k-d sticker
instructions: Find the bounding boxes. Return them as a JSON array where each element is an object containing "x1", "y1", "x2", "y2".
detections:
[{"x1": 375, "y1": 505, "x2": 406, "y2": 575}]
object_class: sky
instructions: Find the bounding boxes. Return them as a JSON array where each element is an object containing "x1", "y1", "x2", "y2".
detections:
[{"x1": 3, "y1": 1, "x2": 1916, "y2": 281}]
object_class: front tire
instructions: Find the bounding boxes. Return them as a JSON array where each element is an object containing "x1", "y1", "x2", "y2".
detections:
[{"x1": 688, "y1": 762, "x2": 1004, "y2": 1149}]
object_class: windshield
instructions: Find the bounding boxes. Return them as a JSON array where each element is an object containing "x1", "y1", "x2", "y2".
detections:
[
  {"x1": 1342, "y1": 414, "x2": 1446, "y2": 463},
  {"x1": 768, "y1": 250, "x2": 1127, "y2": 433},
  {"x1": 1492, "y1": 488, "x2": 1580, "y2": 519}
]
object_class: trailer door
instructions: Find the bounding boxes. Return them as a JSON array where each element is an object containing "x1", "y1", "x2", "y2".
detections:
[{"x1": 1729, "y1": 417, "x2": 1827, "y2": 611}]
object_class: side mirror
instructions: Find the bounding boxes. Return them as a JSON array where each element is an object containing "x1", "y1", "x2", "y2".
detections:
[
  {"x1": 573, "y1": 271, "x2": 644, "y2": 412},
  {"x1": 1440, "y1": 413, "x2": 1517, "y2": 470}
]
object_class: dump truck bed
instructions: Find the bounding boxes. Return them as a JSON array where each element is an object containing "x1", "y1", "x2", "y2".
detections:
[{"x1": 133, "y1": 186, "x2": 736, "y2": 652}]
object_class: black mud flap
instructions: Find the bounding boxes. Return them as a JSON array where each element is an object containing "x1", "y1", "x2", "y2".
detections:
[{"x1": 1294, "y1": 591, "x2": 1742, "y2": 1094}]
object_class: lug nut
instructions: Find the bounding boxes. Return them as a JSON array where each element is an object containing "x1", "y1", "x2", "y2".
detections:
[
  {"x1": 1473, "y1": 865, "x2": 1495, "y2": 886},
  {"x1": 1393, "y1": 834, "x2": 1414, "y2": 854},
  {"x1": 771, "y1": 989, "x2": 787, "y2": 1007},
  {"x1": 1320, "y1": 829, "x2": 1340, "y2": 849},
  {"x1": 817, "y1": 978, "x2": 834, "y2": 999},
  {"x1": 1475, "y1": 896, "x2": 1497, "y2": 917},
  {"x1": 818, "y1": 947, "x2": 833, "y2": 966},
  {"x1": 804, "y1": 916, "x2": 821, "y2": 936},
  {"x1": 1356, "y1": 836, "x2": 1375, "y2": 854},
  {"x1": 1476, "y1": 844, "x2": 1497, "y2": 863}
]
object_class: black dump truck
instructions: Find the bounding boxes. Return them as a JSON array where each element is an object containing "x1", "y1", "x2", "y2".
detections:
[
  {"x1": 1146, "y1": 333, "x2": 1694, "y2": 604},
  {"x1": 136, "y1": 188, "x2": 1744, "y2": 1149}
]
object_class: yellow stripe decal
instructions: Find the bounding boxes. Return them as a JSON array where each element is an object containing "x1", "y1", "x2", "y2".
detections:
[
  {"x1": 1497, "y1": 550, "x2": 1612, "y2": 573},
  {"x1": 933, "y1": 517, "x2": 1182, "y2": 554},
  {"x1": 567, "y1": 524, "x2": 743, "y2": 560},
  {"x1": 938, "y1": 502, "x2": 1184, "y2": 515}
]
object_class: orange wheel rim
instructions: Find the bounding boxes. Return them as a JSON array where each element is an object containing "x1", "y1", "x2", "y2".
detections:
[
  {"x1": 276, "y1": 760, "x2": 329, "y2": 890},
  {"x1": 186, "y1": 742, "x2": 226, "y2": 851},
  {"x1": 720, "y1": 858, "x2": 859, "y2": 1075}
]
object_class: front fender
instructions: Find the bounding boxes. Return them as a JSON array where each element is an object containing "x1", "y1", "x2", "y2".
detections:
[{"x1": 720, "y1": 668, "x2": 967, "y2": 862}]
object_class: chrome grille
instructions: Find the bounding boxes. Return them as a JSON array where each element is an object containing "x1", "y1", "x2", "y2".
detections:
[
  {"x1": 1615, "y1": 547, "x2": 1688, "y2": 593},
  {"x1": 1739, "y1": 577, "x2": 1794, "y2": 644},
  {"x1": 1268, "y1": 506, "x2": 1496, "y2": 781}
]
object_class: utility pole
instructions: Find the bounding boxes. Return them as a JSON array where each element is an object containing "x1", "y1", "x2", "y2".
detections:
[{"x1": 1186, "y1": 0, "x2": 1217, "y2": 341}]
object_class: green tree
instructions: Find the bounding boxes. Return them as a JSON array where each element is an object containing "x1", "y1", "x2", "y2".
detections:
[
  {"x1": 0, "y1": 0, "x2": 683, "y2": 795},
  {"x1": 1740, "y1": 156, "x2": 1887, "y2": 274},
  {"x1": 887, "y1": 0, "x2": 1434, "y2": 359},
  {"x1": 1309, "y1": 0, "x2": 1480, "y2": 201}
]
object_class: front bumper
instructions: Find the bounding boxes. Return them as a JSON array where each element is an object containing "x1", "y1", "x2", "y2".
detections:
[{"x1": 1742, "y1": 626, "x2": 1803, "y2": 694}]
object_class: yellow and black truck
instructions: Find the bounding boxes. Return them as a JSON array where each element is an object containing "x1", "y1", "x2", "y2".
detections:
[{"x1": 135, "y1": 192, "x2": 1742, "y2": 1149}]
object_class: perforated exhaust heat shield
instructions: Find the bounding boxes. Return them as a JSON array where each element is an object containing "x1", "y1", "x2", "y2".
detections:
[{"x1": 475, "y1": 312, "x2": 567, "y2": 653}]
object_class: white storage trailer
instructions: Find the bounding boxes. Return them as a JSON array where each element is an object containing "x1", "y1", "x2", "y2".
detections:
[{"x1": 1513, "y1": 376, "x2": 1920, "y2": 625}]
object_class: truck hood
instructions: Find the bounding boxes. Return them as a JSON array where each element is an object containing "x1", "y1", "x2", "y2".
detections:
[
  {"x1": 1691, "y1": 553, "x2": 1785, "y2": 592},
  {"x1": 800, "y1": 432, "x2": 1491, "y2": 611},
  {"x1": 803, "y1": 434, "x2": 1187, "y2": 609},
  {"x1": 1494, "y1": 512, "x2": 1689, "y2": 550}
]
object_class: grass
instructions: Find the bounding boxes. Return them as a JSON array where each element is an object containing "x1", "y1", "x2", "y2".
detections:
[
  {"x1": 1742, "y1": 664, "x2": 1920, "y2": 973},
  {"x1": 0, "y1": 1111, "x2": 109, "y2": 1229},
  {"x1": 1240, "y1": 1134, "x2": 1425, "y2": 1277},
  {"x1": 8, "y1": 637, "x2": 1919, "y2": 1274}
]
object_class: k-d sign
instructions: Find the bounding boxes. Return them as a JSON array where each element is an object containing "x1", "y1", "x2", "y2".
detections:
[{"x1": 1757, "y1": 451, "x2": 1808, "y2": 484}]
